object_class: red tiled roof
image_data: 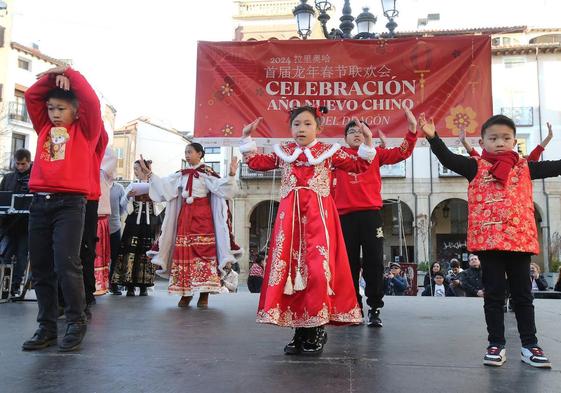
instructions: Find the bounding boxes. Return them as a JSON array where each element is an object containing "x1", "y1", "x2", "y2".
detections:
[{"x1": 10, "y1": 42, "x2": 67, "y2": 66}]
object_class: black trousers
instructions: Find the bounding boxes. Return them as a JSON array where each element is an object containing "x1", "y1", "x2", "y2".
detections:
[
  {"x1": 1, "y1": 230, "x2": 29, "y2": 291},
  {"x1": 81, "y1": 200, "x2": 99, "y2": 303},
  {"x1": 479, "y1": 251, "x2": 537, "y2": 347},
  {"x1": 340, "y1": 210, "x2": 385, "y2": 310},
  {"x1": 29, "y1": 194, "x2": 86, "y2": 332},
  {"x1": 109, "y1": 229, "x2": 121, "y2": 283},
  {"x1": 247, "y1": 276, "x2": 263, "y2": 293}
]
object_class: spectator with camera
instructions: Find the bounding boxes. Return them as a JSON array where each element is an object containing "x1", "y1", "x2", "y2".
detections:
[
  {"x1": 383, "y1": 262, "x2": 408, "y2": 296},
  {"x1": 529, "y1": 263, "x2": 548, "y2": 292},
  {"x1": 447, "y1": 259, "x2": 465, "y2": 296}
]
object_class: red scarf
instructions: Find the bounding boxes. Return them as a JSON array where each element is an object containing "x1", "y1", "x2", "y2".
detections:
[
  {"x1": 481, "y1": 150, "x2": 519, "y2": 185},
  {"x1": 181, "y1": 168, "x2": 200, "y2": 197}
]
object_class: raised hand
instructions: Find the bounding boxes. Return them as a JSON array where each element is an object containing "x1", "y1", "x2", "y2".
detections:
[
  {"x1": 418, "y1": 113, "x2": 436, "y2": 138},
  {"x1": 458, "y1": 128, "x2": 473, "y2": 152},
  {"x1": 459, "y1": 128, "x2": 466, "y2": 142},
  {"x1": 36, "y1": 65, "x2": 68, "y2": 80},
  {"x1": 138, "y1": 154, "x2": 152, "y2": 176},
  {"x1": 542, "y1": 122, "x2": 554, "y2": 147},
  {"x1": 378, "y1": 129, "x2": 387, "y2": 148},
  {"x1": 404, "y1": 107, "x2": 417, "y2": 132},
  {"x1": 242, "y1": 117, "x2": 263, "y2": 138},
  {"x1": 55, "y1": 75, "x2": 70, "y2": 91},
  {"x1": 351, "y1": 116, "x2": 373, "y2": 146},
  {"x1": 229, "y1": 156, "x2": 239, "y2": 176}
]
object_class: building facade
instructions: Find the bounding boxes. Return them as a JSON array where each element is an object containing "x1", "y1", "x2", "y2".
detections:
[
  {"x1": 227, "y1": 3, "x2": 561, "y2": 275},
  {"x1": 113, "y1": 117, "x2": 191, "y2": 181}
]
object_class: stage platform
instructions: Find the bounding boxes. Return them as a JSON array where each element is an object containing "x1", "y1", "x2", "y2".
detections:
[{"x1": 1, "y1": 280, "x2": 560, "y2": 393}]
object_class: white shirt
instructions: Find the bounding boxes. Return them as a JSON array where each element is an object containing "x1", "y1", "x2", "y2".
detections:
[
  {"x1": 434, "y1": 284, "x2": 446, "y2": 297},
  {"x1": 182, "y1": 163, "x2": 209, "y2": 199}
]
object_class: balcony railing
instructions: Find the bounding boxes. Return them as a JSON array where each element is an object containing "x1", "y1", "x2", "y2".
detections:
[
  {"x1": 8, "y1": 101, "x2": 30, "y2": 123},
  {"x1": 240, "y1": 163, "x2": 282, "y2": 179}
]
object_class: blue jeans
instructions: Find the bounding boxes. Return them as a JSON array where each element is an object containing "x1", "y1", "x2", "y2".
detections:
[{"x1": 29, "y1": 194, "x2": 86, "y2": 333}]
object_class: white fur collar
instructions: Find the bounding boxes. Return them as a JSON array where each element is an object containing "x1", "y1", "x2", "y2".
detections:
[{"x1": 273, "y1": 142, "x2": 341, "y2": 165}]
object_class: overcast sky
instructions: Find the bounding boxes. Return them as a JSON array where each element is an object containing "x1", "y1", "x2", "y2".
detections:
[{"x1": 11, "y1": 0, "x2": 561, "y2": 132}]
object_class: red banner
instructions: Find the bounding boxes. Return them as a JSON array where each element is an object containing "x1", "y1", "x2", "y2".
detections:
[{"x1": 194, "y1": 36, "x2": 491, "y2": 145}]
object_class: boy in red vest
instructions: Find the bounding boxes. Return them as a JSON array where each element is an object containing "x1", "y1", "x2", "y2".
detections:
[
  {"x1": 332, "y1": 108, "x2": 417, "y2": 327},
  {"x1": 22, "y1": 66, "x2": 102, "y2": 352},
  {"x1": 420, "y1": 113, "x2": 558, "y2": 368}
]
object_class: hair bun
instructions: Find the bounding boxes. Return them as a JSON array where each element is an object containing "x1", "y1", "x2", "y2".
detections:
[{"x1": 318, "y1": 106, "x2": 328, "y2": 115}]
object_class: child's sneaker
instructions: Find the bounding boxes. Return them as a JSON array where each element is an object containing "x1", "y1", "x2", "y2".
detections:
[
  {"x1": 483, "y1": 345, "x2": 506, "y2": 366},
  {"x1": 521, "y1": 346, "x2": 551, "y2": 368}
]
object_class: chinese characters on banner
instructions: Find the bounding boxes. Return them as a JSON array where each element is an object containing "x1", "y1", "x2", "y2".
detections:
[{"x1": 194, "y1": 36, "x2": 491, "y2": 145}]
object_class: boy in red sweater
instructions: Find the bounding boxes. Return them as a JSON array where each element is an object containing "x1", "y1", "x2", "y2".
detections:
[
  {"x1": 22, "y1": 66, "x2": 102, "y2": 352},
  {"x1": 332, "y1": 108, "x2": 417, "y2": 327},
  {"x1": 421, "y1": 113, "x2": 558, "y2": 368}
]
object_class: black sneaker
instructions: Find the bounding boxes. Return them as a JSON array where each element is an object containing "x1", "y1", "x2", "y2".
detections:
[
  {"x1": 521, "y1": 346, "x2": 552, "y2": 368},
  {"x1": 22, "y1": 328, "x2": 58, "y2": 351},
  {"x1": 58, "y1": 322, "x2": 87, "y2": 352},
  {"x1": 300, "y1": 327, "x2": 328, "y2": 355},
  {"x1": 483, "y1": 345, "x2": 506, "y2": 367},
  {"x1": 368, "y1": 309, "x2": 383, "y2": 328},
  {"x1": 109, "y1": 284, "x2": 122, "y2": 295}
]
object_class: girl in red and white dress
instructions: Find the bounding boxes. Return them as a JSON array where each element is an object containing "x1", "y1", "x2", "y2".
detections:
[
  {"x1": 142, "y1": 144, "x2": 242, "y2": 308},
  {"x1": 240, "y1": 106, "x2": 376, "y2": 355}
]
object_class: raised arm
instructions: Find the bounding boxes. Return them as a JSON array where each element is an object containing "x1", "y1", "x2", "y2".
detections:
[
  {"x1": 332, "y1": 117, "x2": 375, "y2": 172},
  {"x1": 64, "y1": 68, "x2": 102, "y2": 141},
  {"x1": 459, "y1": 128, "x2": 476, "y2": 155},
  {"x1": 24, "y1": 75, "x2": 57, "y2": 132},
  {"x1": 419, "y1": 113, "x2": 477, "y2": 181},
  {"x1": 378, "y1": 130, "x2": 417, "y2": 165},
  {"x1": 378, "y1": 107, "x2": 418, "y2": 165},
  {"x1": 239, "y1": 118, "x2": 280, "y2": 171}
]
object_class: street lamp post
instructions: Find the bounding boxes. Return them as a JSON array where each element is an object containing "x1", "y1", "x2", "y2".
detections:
[{"x1": 293, "y1": 0, "x2": 398, "y2": 40}]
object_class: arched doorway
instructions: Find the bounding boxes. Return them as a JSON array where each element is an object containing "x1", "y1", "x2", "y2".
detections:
[
  {"x1": 249, "y1": 200, "x2": 279, "y2": 262},
  {"x1": 431, "y1": 198, "x2": 469, "y2": 269},
  {"x1": 381, "y1": 199, "x2": 414, "y2": 263}
]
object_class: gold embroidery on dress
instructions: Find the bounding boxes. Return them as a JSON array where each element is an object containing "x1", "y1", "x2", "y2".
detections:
[
  {"x1": 279, "y1": 162, "x2": 297, "y2": 199},
  {"x1": 317, "y1": 245, "x2": 335, "y2": 295},
  {"x1": 307, "y1": 163, "x2": 331, "y2": 197},
  {"x1": 268, "y1": 228, "x2": 287, "y2": 287},
  {"x1": 256, "y1": 303, "x2": 362, "y2": 327}
]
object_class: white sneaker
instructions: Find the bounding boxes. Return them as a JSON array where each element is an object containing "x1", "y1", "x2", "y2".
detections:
[
  {"x1": 521, "y1": 346, "x2": 552, "y2": 368},
  {"x1": 483, "y1": 345, "x2": 506, "y2": 367}
]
